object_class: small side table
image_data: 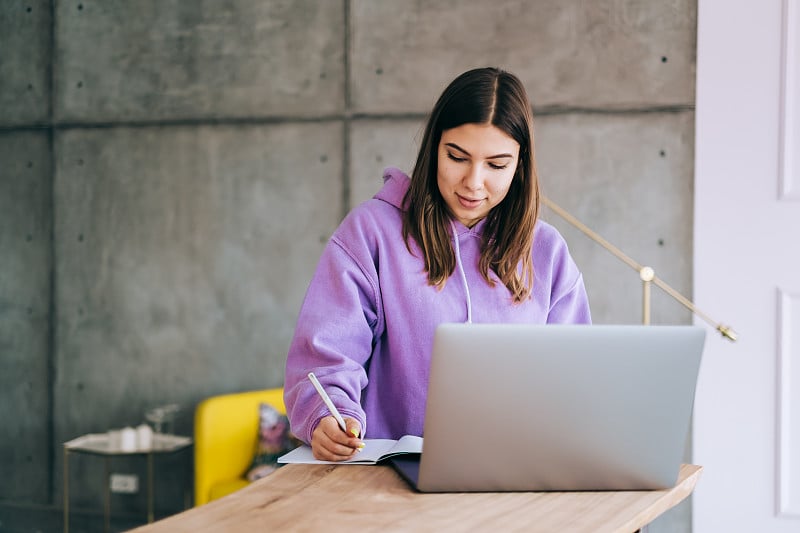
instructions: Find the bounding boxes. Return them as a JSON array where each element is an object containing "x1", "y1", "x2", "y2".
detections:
[{"x1": 63, "y1": 432, "x2": 192, "y2": 533}]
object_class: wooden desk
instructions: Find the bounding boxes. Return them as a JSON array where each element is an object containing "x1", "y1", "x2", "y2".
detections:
[{"x1": 130, "y1": 463, "x2": 702, "y2": 532}]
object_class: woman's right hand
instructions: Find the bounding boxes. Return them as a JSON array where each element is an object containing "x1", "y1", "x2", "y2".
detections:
[{"x1": 310, "y1": 416, "x2": 364, "y2": 461}]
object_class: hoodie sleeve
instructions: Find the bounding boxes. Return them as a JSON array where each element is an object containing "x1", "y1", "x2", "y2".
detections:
[
  {"x1": 534, "y1": 222, "x2": 593, "y2": 325},
  {"x1": 547, "y1": 271, "x2": 592, "y2": 324},
  {"x1": 283, "y1": 223, "x2": 380, "y2": 445}
]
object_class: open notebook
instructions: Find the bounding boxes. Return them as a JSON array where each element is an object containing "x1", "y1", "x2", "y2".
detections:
[{"x1": 278, "y1": 435, "x2": 422, "y2": 465}]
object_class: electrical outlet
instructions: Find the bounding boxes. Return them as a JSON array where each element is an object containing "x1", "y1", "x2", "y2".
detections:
[{"x1": 109, "y1": 474, "x2": 139, "y2": 494}]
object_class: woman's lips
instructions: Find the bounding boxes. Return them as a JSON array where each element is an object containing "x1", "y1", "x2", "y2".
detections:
[{"x1": 457, "y1": 194, "x2": 484, "y2": 209}]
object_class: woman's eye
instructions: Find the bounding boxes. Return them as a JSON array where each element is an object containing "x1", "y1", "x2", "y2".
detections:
[
  {"x1": 488, "y1": 162, "x2": 509, "y2": 170},
  {"x1": 447, "y1": 152, "x2": 467, "y2": 163}
]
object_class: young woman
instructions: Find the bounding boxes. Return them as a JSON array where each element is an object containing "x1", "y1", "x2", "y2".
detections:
[{"x1": 284, "y1": 67, "x2": 591, "y2": 461}]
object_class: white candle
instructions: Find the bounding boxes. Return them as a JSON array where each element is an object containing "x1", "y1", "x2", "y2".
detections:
[
  {"x1": 120, "y1": 427, "x2": 137, "y2": 452},
  {"x1": 136, "y1": 424, "x2": 153, "y2": 450}
]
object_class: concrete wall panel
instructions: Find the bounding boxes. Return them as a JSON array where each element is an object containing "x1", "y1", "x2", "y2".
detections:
[
  {"x1": 55, "y1": 0, "x2": 345, "y2": 122},
  {"x1": 52, "y1": 122, "x2": 342, "y2": 507},
  {"x1": 536, "y1": 111, "x2": 695, "y2": 326},
  {"x1": 350, "y1": 0, "x2": 695, "y2": 113},
  {"x1": 0, "y1": 131, "x2": 51, "y2": 502},
  {"x1": 349, "y1": 119, "x2": 424, "y2": 208},
  {"x1": 0, "y1": 1, "x2": 51, "y2": 126}
]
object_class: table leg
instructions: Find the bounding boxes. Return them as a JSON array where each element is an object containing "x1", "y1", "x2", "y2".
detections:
[
  {"x1": 104, "y1": 457, "x2": 110, "y2": 533},
  {"x1": 147, "y1": 452, "x2": 154, "y2": 523},
  {"x1": 63, "y1": 448, "x2": 69, "y2": 533}
]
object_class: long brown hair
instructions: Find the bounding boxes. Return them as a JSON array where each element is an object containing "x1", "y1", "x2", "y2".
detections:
[{"x1": 402, "y1": 67, "x2": 540, "y2": 303}]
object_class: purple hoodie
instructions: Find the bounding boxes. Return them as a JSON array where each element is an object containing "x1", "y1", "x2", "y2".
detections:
[{"x1": 284, "y1": 168, "x2": 591, "y2": 443}]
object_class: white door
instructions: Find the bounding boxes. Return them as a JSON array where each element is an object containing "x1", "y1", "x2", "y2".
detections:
[{"x1": 694, "y1": 0, "x2": 800, "y2": 531}]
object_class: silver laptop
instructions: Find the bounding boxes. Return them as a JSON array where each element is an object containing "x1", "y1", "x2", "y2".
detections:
[{"x1": 391, "y1": 323, "x2": 705, "y2": 492}]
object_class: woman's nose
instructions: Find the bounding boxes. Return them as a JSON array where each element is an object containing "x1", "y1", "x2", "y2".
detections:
[{"x1": 462, "y1": 163, "x2": 483, "y2": 190}]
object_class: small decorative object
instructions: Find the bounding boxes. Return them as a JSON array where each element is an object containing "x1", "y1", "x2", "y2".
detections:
[
  {"x1": 119, "y1": 426, "x2": 137, "y2": 452},
  {"x1": 245, "y1": 403, "x2": 301, "y2": 482},
  {"x1": 145, "y1": 403, "x2": 181, "y2": 434},
  {"x1": 136, "y1": 423, "x2": 153, "y2": 450}
]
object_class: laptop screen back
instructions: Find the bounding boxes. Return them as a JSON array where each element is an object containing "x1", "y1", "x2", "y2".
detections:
[{"x1": 415, "y1": 324, "x2": 705, "y2": 492}]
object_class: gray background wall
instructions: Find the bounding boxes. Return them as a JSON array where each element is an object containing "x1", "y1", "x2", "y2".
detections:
[{"x1": 0, "y1": 0, "x2": 696, "y2": 530}]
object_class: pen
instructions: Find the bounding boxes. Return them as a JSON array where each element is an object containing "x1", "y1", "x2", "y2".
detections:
[{"x1": 307, "y1": 372, "x2": 348, "y2": 434}]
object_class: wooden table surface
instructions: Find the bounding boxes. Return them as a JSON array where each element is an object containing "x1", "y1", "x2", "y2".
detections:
[{"x1": 130, "y1": 463, "x2": 702, "y2": 533}]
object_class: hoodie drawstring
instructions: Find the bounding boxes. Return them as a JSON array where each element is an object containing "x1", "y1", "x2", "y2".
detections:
[{"x1": 450, "y1": 220, "x2": 473, "y2": 323}]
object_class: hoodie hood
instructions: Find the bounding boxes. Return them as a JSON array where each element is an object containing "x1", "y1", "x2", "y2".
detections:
[
  {"x1": 374, "y1": 167, "x2": 411, "y2": 210},
  {"x1": 375, "y1": 167, "x2": 474, "y2": 322}
]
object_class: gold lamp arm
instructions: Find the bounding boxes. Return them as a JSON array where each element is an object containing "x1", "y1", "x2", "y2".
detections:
[{"x1": 541, "y1": 196, "x2": 737, "y2": 342}]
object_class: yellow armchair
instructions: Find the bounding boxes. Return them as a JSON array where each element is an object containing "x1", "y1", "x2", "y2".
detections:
[{"x1": 194, "y1": 388, "x2": 285, "y2": 506}]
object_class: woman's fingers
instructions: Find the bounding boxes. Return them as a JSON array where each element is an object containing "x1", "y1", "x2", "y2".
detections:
[{"x1": 311, "y1": 416, "x2": 364, "y2": 461}]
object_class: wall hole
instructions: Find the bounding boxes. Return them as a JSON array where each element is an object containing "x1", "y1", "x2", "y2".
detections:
[
  {"x1": 659, "y1": 150, "x2": 666, "y2": 157},
  {"x1": 658, "y1": 238, "x2": 665, "y2": 246},
  {"x1": 661, "y1": 56, "x2": 668, "y2": 63}
]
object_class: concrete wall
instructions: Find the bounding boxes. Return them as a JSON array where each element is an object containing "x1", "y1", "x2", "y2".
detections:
[{"x1": 0, "y1": 0, "x2": 696, "y2": 529}]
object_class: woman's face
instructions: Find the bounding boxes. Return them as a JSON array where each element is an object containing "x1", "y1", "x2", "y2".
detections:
[{"x1": 437, "y1": 123, "x2": 520, "y2": 228}]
